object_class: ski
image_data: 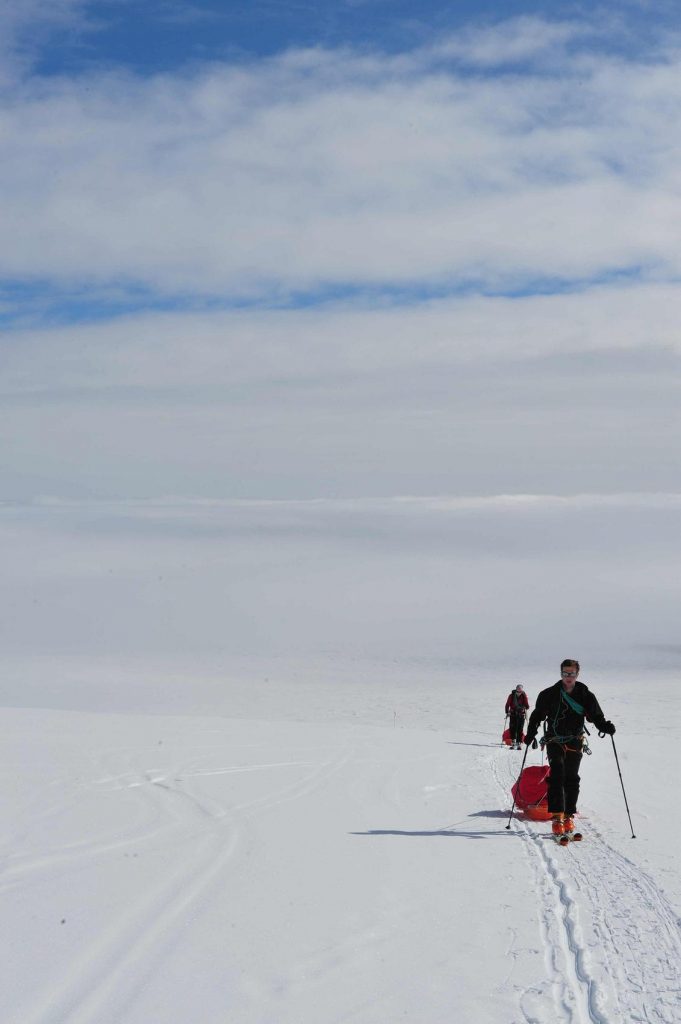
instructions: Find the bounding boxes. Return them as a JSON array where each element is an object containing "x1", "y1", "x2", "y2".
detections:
[{"x1": 553, "y1": 831, "x2": 583, "y2": 845}]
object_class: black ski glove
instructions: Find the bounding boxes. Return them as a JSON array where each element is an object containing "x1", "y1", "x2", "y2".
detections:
[
  {"x1": 599, "y1": 721, "x2": 616, "y2": 735},
  {"x1": 525, "y1": 734, "x2": 538, "y2": 748}
]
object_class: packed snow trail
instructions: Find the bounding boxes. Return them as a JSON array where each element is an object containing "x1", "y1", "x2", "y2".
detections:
[{"x1": 493, "y1": 749, "x2": 681, "y2": 1024}]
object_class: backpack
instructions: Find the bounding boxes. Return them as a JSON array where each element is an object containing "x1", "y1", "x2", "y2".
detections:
[{"x1": 511, "y1": 690, "x2": 525, "y2": 712}]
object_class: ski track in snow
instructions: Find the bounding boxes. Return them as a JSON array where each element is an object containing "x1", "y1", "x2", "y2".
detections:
[
  {"x1": 3, "y1": 748, "x2": 353, "y2": 1024},
  {"x1": 492, "y1": 751, "x2": 681, "y2": 1024}
]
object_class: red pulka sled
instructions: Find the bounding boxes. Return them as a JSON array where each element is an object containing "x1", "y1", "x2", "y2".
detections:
[
  {"x1": 502, "y1": 727, "x2": 525, "y2": 746},
  {"x1": 510, "y1": 764, "x2": 552, "y2": 821}
]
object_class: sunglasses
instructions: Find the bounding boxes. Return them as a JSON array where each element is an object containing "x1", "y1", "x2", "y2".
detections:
[{"x1": 561, "y1": 671, "x2": 577, "y2": 677}]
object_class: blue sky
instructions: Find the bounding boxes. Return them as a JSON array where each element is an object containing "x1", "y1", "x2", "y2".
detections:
[
  {"x1": 28, "y1": 1, "x2": 674, "y2": 75},
  {"x1": 1, "y1": 0, "x2": 681, "y2": 508}
]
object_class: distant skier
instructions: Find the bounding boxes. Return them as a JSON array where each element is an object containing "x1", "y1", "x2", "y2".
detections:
[
  {"x1": 505, "y1": 684, "x2": 529, "y2": 749},
  {"x1": 524, "y1": 659, "x2": 615, "y2": 839}
]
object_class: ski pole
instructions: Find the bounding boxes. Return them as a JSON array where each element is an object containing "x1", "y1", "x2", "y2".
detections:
[
  {"x1": 505, "y1": 742, "x2": 529, "y2": 830},
  {"x1": 501, "y1": 714, "x2": 508, "y2": 746},
  {"x1": 608, "y1": 734, "x2": 636, "y2": 838}
]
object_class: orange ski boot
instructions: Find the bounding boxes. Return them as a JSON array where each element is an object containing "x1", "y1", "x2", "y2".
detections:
[
  {"x1": 552, "y1": 814, "x2": 569, "y2": 845},
  {"x1": 563, "y1": 816, "x2": 582, "y2": 841}
]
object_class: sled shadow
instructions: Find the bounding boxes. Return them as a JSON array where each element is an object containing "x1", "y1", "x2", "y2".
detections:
[{"x1": 468, "y1": 809, "x2": 511, "y2": 819}]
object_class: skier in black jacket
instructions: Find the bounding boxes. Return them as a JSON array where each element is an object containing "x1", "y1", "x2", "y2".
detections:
[{"x1": 525, "y1": 659, "x2": 615, "y2": 838}]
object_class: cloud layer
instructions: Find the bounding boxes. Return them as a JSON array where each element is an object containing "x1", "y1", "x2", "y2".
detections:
[
  {"x1": 2, "y1": 277, "x2": 680, "y2": 500},
  {"x1": 2, "y1": 17, "x2": 681, "y2": 306},
  {"x1": 2, "y1": 13, "x2": 680, "y2": 507},
  {"x1": 1, "y1": 10, "x2": 679, "y2": 674}
]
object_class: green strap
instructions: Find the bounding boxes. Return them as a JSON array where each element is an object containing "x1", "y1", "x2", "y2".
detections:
[
  {"x1": 560, "y1": 688, "x2": 585, "y2": 715},
  {"x1": 547, "y1": 687, "x2": 586, "y2": 743}
]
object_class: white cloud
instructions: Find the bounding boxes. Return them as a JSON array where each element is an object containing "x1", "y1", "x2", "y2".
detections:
[
  {"x1": 3, "y1": 281, "x2": 681, "y2": 396},
  {"x1": 1, "y1": 280, "x2": 680, "y2": 501},
  {"x1": 2, "y1": 23, "x2": 681, "y2": 297},
  {"x1": 430, "y1": 16, "x2": 588, "y2": 67},
  {"x1": 2, "y1": 16, "x2": 681, "y2": 507}
]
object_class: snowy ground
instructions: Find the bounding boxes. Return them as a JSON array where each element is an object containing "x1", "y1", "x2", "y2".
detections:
[
  {"x1": 2, "y1": 671, "x2": 680, "y2": 1024},
  {"x1": 1, "y1": 501, "x2": 680, "y2": 1023}
]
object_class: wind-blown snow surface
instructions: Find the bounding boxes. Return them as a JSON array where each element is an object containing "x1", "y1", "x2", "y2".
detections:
[{"x1": 2, "y1": 500, "x2": 681, "y2": 1023}]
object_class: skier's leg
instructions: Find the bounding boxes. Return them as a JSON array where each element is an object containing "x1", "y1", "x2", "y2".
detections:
[
  {"x1": 546, "y1": 743, "x2": 567, "y2": 814},
  {"x1": 563, "y1": 749, "x2": 582, "y2": 816}
]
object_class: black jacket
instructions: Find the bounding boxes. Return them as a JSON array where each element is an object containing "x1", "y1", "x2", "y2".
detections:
[{"x1": 526, "y1": 680, "x2": 607, "y2": 743}]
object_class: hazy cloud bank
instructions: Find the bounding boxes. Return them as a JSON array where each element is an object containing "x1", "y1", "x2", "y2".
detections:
[{"x1": 1, "y1": 494, "x2": 678, "y2": 676}]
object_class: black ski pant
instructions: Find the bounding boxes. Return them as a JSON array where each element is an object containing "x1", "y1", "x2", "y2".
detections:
[
  {"x1": 546, "y1": 741, "x2": 582, "y2": 816},
  {"x1": 509, "y1": 711, "x2": 525, "y2": 744}
]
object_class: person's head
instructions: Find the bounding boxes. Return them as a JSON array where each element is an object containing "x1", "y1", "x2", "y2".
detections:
[
  {"x1": 515, "y1": 684, "x2": 524, "y2": 693},
  {"x1": 560, "y1": 659, "x2": 580, "y2": 692}
]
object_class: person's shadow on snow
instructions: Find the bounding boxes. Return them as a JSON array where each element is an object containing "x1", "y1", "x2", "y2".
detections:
[
  {"x1": 351, "y1": 808, "x2": 519, "y2": 838},
  {"x1": 447, "y1": 741, "x2": 499, "y2": 748}
]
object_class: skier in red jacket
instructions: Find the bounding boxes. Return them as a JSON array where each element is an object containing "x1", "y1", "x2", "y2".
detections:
[{"x1": 505, "y1": 684, "x2": 529, "y2": 749}]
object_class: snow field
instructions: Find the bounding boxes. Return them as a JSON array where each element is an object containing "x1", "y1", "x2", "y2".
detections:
[{"x1": 1, "y1": 677, "x2": 680, "y2": 1024}]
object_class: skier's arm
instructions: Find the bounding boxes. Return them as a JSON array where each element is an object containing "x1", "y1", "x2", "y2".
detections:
[
  {"x1": 525, "y1": 692, "x2": 547, "y2": 744},
  {"x1": 583, "y1": 689, "x2": 615, "y2": 734},
  {"x1": 524, "y1": 713, "x2": 540, "y2": 743}
]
